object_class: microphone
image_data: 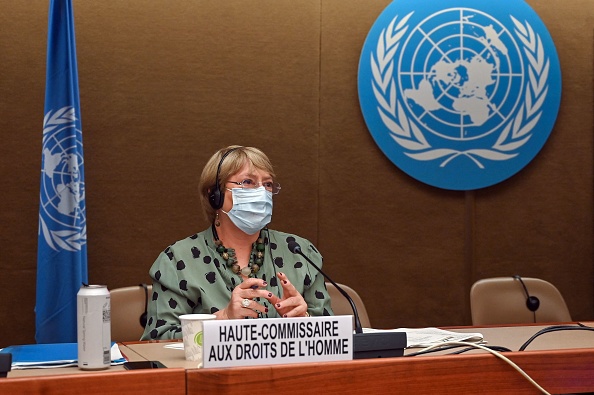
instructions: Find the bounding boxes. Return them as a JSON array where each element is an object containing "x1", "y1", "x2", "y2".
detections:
[
  {"x1": 288, "y1": 241, "x2": 364, "y2": 333},
  {"x1": 288, "y1": 241, "x2": 406, "y2": 359}
]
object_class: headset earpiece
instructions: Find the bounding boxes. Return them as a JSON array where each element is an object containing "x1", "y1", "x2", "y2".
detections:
[
  {"x1": 513, "y1": 275, "x2": 540, "y2": 312},
  {"x1": 208, "y1": 186, "x2": 224, "y2": 210},
  {"x1": 139, "y1": 312, "x2": 147, "y2": 328},
  {"x1": 208, "y1": 148, "x2": 240, "y2": 210}
]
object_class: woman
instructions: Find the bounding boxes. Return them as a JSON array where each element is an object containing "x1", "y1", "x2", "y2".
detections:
[{"x1": 141, "y1": 145, "x2": 333, "y2": 340}]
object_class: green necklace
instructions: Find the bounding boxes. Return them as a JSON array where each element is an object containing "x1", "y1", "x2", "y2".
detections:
[{"x1": 212, "y1": 225, "x2": 266, "y2": 277}]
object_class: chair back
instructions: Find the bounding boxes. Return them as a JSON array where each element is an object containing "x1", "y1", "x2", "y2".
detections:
[
  {"x1": 470, "y1": 277, "x2": 571, "y2": 325},
  {"x1": 325, "y1": 282, "x2": 371, "y2": 328},
  {"x1": 110, "y1": 284, "x2": 152, "y2": 342}
]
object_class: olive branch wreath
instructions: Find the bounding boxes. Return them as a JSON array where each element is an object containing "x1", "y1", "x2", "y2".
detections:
[
  {"x1": 40, "y1": 106, "x2": 87, "y2": 252},
  {"x1": 371, "y1": 13, "x2": 548, "y2": 169}
]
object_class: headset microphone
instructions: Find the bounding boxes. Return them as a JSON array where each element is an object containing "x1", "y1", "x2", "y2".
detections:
[
  {"x1": 287, "y1": 240, "x2": 406, "y2": 359},
  {"x1": 513, "y1": 275, "x2": 540, "y2": 313}
]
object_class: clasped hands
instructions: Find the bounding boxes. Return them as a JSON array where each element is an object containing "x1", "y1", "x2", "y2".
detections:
[{"x1": 217, "y1": 272, "x2": 308, "y2": 319}]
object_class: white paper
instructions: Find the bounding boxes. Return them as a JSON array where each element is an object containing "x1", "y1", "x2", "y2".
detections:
[{"x1": 363, "y1": 327, "x2": 483, "y2": 348}]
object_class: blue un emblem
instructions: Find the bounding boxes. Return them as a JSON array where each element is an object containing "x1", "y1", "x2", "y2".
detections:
[
  {"x1": 358, "y1": 0, "x2": 561, "y2": 190},
  {"x1": 39, "y1": 107, "x2": 87, "y2": 252}
]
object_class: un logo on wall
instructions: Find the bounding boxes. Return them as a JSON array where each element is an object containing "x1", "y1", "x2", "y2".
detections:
[{"x1": 358, "y1": 0, "x2": 561, "y2": 190}]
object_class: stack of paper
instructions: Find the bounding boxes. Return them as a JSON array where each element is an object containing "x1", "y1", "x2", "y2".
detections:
[
  {"x1": 363, "y1": 327, "x2": 484, "y2": 348},
  {"x1": 0, "y1": 343, "x2": 126, "y2": 369}
]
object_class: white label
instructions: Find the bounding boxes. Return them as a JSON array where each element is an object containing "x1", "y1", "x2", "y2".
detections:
[{"x1": 202, "y1": 315, "x2": 353, "y2": 368}]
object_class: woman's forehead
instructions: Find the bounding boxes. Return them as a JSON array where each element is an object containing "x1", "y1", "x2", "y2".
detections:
[{"x1": 231, "y1": 161, "x2": 272, "y2": 179}]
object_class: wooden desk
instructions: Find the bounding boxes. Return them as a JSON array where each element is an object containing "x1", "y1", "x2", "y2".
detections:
[
  {"x1": 187, "y1": 349, "x2": 594, "y2": 395},
  {"x1": 1, "y1": 344, "x2": 186, "y2": 395},
  {"x1": 1, "y1": 368, "x2": 186, "y2": 394},
  {"x1": 2, "y1": 368, "x2": 186, "y2": 395},
  {"x1": 125, "y1": 323, "x2": 594, "y2": 395},
  {"x1": 3, "y1": 324, "x2": 594, "y2": 394}
]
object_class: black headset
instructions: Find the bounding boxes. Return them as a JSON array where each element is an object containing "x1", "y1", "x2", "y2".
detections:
[
  {"x1": 513, "y1": 275, "x2": 540, "y2": 312},
  {"x1": 139, "y1": 283, "x2": 149, "y2": 328},
  {"x1": 208, "y1": 147, "x2": 241, "y2": 210}
]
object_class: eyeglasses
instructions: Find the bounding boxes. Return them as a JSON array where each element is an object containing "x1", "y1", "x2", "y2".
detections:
[{"x1": 226, "y1": 179, "x2": 281, "y2": 194}]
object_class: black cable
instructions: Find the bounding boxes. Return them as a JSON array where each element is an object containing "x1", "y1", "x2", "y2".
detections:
[
  {"x1": 450, "y1": 345, "x2": 512, "y2": 355},
  {"x1": 518, "y1": 323, "x2": 594, "y2": 351},
  {"x1": 405, "y1": 344, "x2": 512, "y2": 357}
]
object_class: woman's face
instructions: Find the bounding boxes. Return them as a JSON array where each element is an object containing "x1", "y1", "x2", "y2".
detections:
[{"x1": 221, "y1": 162, "x2": 273, "y2": 213}]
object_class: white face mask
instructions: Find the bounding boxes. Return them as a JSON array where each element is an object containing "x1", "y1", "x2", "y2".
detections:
[{"x1": 222, "y1": 186, "x2": 273, "y2": 235}]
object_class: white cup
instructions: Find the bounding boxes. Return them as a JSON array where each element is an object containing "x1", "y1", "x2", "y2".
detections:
[{"x1": 179, "y1": 314, "x2": 217, "y2": 365}]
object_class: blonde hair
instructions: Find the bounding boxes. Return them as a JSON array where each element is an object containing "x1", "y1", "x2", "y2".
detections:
[{"x1": 198, "y1": 145, "x2": 276, "y2": 222}]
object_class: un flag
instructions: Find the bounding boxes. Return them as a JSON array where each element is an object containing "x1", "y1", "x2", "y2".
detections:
[{"x1": 36, "y1": 0, "x2": 88, "y2": 344}]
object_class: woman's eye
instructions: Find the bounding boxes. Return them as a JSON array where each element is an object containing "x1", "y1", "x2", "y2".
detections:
[
  {"x1": 262, "y1": 182, "x2": 273, "y2": 188},
  {"x1": 242, "y1": 179, "x2": 255, "y2": 186}
]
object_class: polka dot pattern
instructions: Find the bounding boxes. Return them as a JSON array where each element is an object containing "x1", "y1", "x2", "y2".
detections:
[{"x1": 140, "y1": 227, "x2": 334, "y2": 340}]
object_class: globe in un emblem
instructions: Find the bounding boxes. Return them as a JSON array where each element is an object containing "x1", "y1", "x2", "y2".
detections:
[
  {"x1": 399, "y1": 9, "x2": 524, "y2": 141},
  {"x1": 40, "y1": 107, "x2": 87, "y2": 252},
  {"x1": 41, "y1": 130, "x2": 86, "y2": 222}
]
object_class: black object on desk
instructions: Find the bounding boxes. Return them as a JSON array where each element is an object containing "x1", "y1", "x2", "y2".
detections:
[
  {"x1": 0, "y1": 353, "x2": 11, "y2": 378},
  {"x1": 354, "y1": 331, "x2": 407, "y2": 359},
  {"x1": 124, "y1": 360, "x2": 166, "y2": 370}
]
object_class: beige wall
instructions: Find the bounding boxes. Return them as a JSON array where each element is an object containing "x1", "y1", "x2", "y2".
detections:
[{"x1": 0, "y1": 0, "x2": 592, "y2": 347}]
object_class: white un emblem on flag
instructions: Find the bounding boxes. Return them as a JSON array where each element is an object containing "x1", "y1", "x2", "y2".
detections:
[
  {"x1": 358, "y1": 1, "x2": 561, "y2": 190},
  {"x1": 39, "y1": 106, "x2": 87, "y2": 252}
]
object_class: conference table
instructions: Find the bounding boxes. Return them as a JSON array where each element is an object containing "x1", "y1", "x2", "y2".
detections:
[{"x1": 3, "y1": 322, "x2": 594, "y2": 394}]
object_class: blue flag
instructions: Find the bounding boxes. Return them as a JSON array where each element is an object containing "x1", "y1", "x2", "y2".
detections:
[{"x1": 36, "y1": 0, "x2": 88, "y2": 343}]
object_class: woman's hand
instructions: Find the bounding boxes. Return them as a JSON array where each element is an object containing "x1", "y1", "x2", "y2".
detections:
[
  {"x1": 215, "y1": 278, "x2": 271, "y2": 320},
  {"x1": 269, "y1": 272, "x2": 309, "y2": 318}
]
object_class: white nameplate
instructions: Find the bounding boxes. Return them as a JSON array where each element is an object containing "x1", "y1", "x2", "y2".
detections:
[{"x1": 202, "y1": 315, "x2": 353, "y2": 368}]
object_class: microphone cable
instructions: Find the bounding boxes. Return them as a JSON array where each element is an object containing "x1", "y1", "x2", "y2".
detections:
[
  {"x1": 414, "y1": 341, "x2": 552, "y2": 395},
  {"x1": 404, "y1": 344, "x2": 512, "y2": 357},
  {"x1": 404, "y1": 323, "x2": 594, "y2": 394}
]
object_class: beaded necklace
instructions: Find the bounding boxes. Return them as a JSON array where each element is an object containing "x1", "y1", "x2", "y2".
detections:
[{"x1": 211, "y1": 224, "x2": 265, "y2": 277}]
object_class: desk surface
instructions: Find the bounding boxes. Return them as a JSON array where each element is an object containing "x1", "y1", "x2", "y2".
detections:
[
  {"x1": 3, "y1": 343, "x2": 185, "y2": 395},
  {"x1": 123, "y1": 322, "x2": 594, "y2": 366},
  {"x1": 6, "y1": 341, "x2": 147, "y2": 378},
  {"x1": 446, "y1": 323, "x2": 594, "y2": 351},
  {"x1": 130, "y1": 322, "x2": 594, "y2": 394},
  {"x1": 3, "y1": 323, "x2": 594, "y2": 395}
]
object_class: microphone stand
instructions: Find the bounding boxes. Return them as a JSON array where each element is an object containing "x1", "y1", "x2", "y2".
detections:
[{"x1": 288, "y1": 242, "x2": 406, "y2": 359}]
